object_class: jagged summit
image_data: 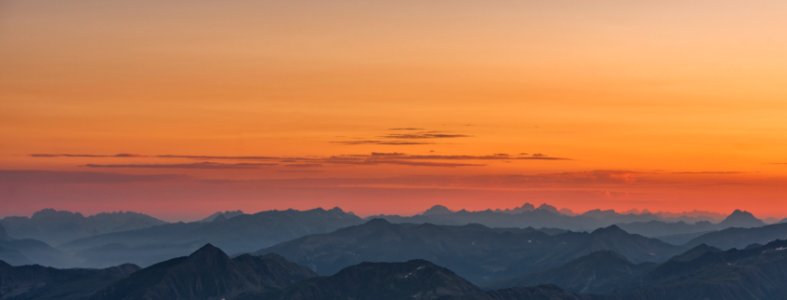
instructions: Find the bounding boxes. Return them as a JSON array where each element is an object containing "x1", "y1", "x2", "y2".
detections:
[
  {"x1": 719, "y1": 209, "x2": 765, "y2": 228},
  {"x1": 423, "y1": 204, "x2": 453, "y2": 216}
]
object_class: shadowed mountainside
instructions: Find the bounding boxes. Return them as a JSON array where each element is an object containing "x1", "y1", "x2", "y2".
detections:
[{"x1": 258, "y1": 219, "x2": 680, "y2": 286}]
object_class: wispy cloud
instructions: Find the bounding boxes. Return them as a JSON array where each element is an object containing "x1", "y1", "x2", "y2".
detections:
[
  {"x1": 382, "y1": 132, "x2": 471, "y2": 139},
  {"x1": 334, "y1": 128, "x2": 470, "y2": 145},
  {"x1": 32, "y1": 151, "x2": 570, "y2": 169},
  {"x1": 0, "y1": 169, "x2": 186, "y2": 184},
  {"x1": 84, "y1": 162, "x2": 277, "y2": 169},
  {"x1": 31, "y1": 153, "x2": 140, "y2": 158},
  {"x1": 388, "y1": 127, "x2": 424, "y2": 131},
  {"x1": 332, "y1": 140, "x2": 433, "y2": 145}
]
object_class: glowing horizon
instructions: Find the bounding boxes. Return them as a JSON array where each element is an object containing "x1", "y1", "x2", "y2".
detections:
[{"x1": 2, "y1": 0, "x2": 787, "y2": 220}]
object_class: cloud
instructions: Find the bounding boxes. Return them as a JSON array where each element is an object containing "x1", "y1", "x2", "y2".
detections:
[
  {"x1": 0, "y1": 169, "x2": 186, "y2": 184},
  {"x1": 366, "y1": 152, "x2": 570, "y2": 161},
  {"x1": 31, "y1": 151, "x2": 570, "y2": 169},
  {"x1": 157, "y1": 154, "x2": 281, "y2": 161},
  {"x1": 382, "y1": 132, "x2": 471, "y2": 139},
  {"x1": 332, "y1": 140, "x2": 433, "y2": 145},
  {"x1": 284, "y1": 163, "x2": 324, "y2": 168},
  {"x1": 388, "y1": 127, "x2": 424, "y2": 131},
  {"x1": 31, "y1": 153, "x2": 141, "y2": 158},
  {"x1": 334, "y1": 128, "x2": 470, "y2": 145},
  {"x1": 84, "y1": 162, "x2": 277, "y2": 169}
]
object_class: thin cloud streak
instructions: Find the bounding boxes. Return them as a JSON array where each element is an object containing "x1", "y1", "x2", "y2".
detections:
[{"x1": 84, "y1": 162, "x2": 277, "y2": 169}]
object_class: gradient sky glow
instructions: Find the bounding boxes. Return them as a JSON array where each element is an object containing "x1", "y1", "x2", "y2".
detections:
[{"x1": 2, "y1": 0, "x2": 787, "y2": 220}]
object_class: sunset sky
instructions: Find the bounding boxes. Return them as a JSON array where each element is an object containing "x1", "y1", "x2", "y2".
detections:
[{"x1": 2, "y1": 0, "x2": 787, "y2": 220}]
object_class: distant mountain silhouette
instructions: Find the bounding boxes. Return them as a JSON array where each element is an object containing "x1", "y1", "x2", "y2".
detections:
[
  {"x1": 717, "y1": 209, "x2": 765, "y2": 228},
  {"x1": 258, "y1": 219, "x2": 680, "y2": 285},
  {"x1": 0, "y1": 260, "x2": 138, "y2": 300},
  {"x1": 64, "y1": 208, "x2": 362, "y2": 268},
  {"x1": 199, "y1": 210, "x2": 244, "y2": 223},
  {"x1": 375, "y1": 203, "x2": 738, "y2": 240},
  {"x1": 0, "y1": 209, "x2": 165, "y2": 245},
  {"x1": 0, "y1": 224, "x2": 72, "y2": 267},
  {"x1": 91, "y1": 244, "x2": 317, "y2": 300}
]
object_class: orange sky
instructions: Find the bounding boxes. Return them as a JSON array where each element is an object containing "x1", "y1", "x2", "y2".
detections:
[{"x1": 2, "y1": 0, "x2": 787, "y2": 220}]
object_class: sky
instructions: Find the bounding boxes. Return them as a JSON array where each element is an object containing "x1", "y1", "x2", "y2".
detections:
[{"x1": 2, "y1": 0, "x2": 787, "y2": 220}]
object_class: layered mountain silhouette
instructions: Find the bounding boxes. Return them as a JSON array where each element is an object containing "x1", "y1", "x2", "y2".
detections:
[
  {"x1": 5, "y1": 239, "x2": 787, "y2": 300},
  {"x1": 63, "y1": 208, "x2": 362, "y2": 268},
  {"x1": 257, "y1": 219, "x2": 680, "y2": 285},
  {"x1": 614, "y1": 240, "x2": 787, "y2": 299},
  {"x1": 495, "y1": 240, "x2": 787, "y2": 299},
  {"x1": 0, "y1": 224, "x2": 72, "y2": 267},
  {"x1": 686, "y1": 222, "x2": 787, "y2": 249},
  {"x1": 0, "y1": 209, "x2": 165, "y2": 246},
  {"x1": 1, "y1": 244, "x2": 592, "y2": 300},
  {"x1": 378, "y1": 204, "x2": 759, "y2": 241}
]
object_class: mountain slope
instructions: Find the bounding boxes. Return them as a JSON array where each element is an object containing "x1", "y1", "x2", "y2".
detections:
[
  {"x1": 279, "y1": 260, "x2": 491, "y2": 300},
  {"x1": 0, "y1": 261, "x2": 138, "y2": 300},
  {"x1": 687, "y1": 222, "x2": 787, "y2": 250},
  {"x1": 507, "y1": 250, "x2": 654, "y2": 294},
  {"x1": 616, "y1": 240, "x2": 787, "y2": 300},
  {"x1": 717, "y1": 209, "x2": 765, "y2": 228},
  {"x1": 0, "y1": 224, "x2": 72, "y2": 267},
  {"x1": 258, "y1": 220, "x2": 680, "y2": 285},
  {"x1": 91, "y1": 244, "x2": 316, "y2": 300}
]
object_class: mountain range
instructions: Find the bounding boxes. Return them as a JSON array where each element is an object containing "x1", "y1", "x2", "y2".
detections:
[
  {"x1": 0, "y1": 209, "x2": 165, "y2": 246},
  {"x1": 0, "y1": 244, "x2": 592, "y2": 300},
  {"x1": 257, "y1": 219, "x2": 681, "y2": 286},
  {"x1": 6, "y1": 240, "x2": 787, "y2": 300},
  {"x1": 0, "y1": 224, "x2": 72, "y2": 267},
  {"x1": 62, "y1": 208, "x2": 363, "y2": 268}
]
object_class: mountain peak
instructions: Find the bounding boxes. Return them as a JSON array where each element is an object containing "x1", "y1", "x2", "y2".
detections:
[
  {"x1": 719, "y1": 209, "x2": 765, "y2": 228},
  {"x1": 536, "y1": 203, "x2": 559, "y2": 213},
  {"x1": 591, "y1": 225, "x2": 628, "y2": 236},
  {"x1": 364, "y1": 218, "x2": 392, "y2": 226},
  {"x1": 423, "y1": 205, "x2": 452, "y2": 216},
  {"x1": 189, "y1": 243, "x2": 229, "y2": 260}
]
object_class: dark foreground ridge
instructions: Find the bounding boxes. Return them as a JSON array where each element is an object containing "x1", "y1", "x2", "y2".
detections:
[{"x1": 5, "y1": 240, "x2": 787, "y2": 300}]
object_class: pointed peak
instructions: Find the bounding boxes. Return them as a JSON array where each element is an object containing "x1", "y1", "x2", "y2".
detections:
[
  {"x1": 423, "y1": 205, "x2": 452, "y2": 216},
  {"x1": 591, "y1": 225, "x2": 628, "y2": 236},
  {"x1": 189, "y1": 244, "x2": 229, "y2": 260},
  {"x1": 720, "y1": 209, "x2": 764, "y2": 227},
  {"x1": 365, "y1": 218, "x2": 392, "y2": 226}
]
